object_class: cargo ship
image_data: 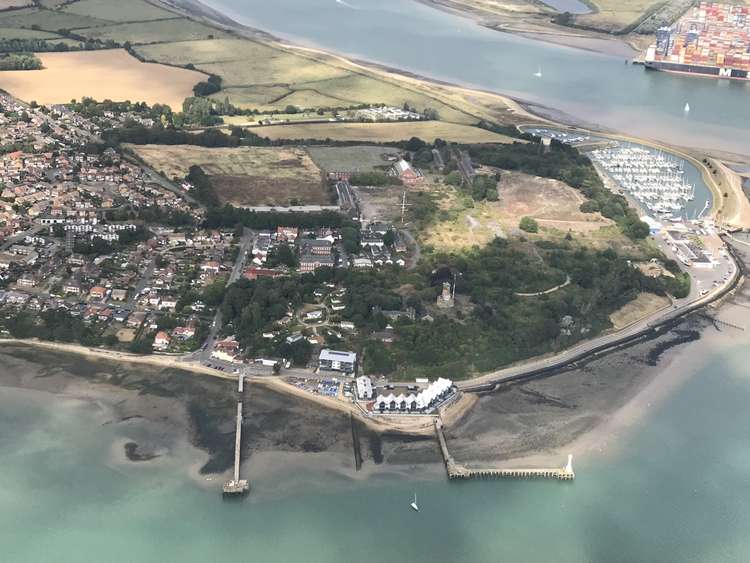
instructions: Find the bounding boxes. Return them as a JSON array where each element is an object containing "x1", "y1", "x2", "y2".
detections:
[{"x1": 644, "y1": 2, "x2": 750, "y2": 81}]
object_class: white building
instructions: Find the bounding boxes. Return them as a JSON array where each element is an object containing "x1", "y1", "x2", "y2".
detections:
[
  {"x1": 318, "y1": 349, "x2": 357, "y2": 374},
  {"x1": 373, "y1": 378, "x2": 453, "y2": 413},
  {"x1": 356, "y1": 376, "x2": 373, "y2": 399}
]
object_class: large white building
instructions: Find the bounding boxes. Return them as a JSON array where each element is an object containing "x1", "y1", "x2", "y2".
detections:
[
  {"x1": 319, "y1": 349, "x2": 357, "y2": 374},
  {"x1": 373, "y1": 378, "x2": 453, "y2": 413}
]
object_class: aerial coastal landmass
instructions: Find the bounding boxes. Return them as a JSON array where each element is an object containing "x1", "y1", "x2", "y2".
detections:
[{"x1": 1, "y1": 0, "x2": 750, "y2": 560}]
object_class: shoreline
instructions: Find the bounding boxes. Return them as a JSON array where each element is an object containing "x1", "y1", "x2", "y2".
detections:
[{"x1": 412, "y1": 0, "x2": 642, "y2": 58}]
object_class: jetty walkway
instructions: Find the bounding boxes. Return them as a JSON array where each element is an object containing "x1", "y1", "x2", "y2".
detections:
[
  {"x1": 435, "y1": 420, "x2": 574, "y2": 481},
  {"x1": 223, "y1": 376, "x2": 250, "y2": 496}
]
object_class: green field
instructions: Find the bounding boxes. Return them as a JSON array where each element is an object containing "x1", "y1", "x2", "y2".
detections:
[
  {"x1": 0, "y1": 7, "x2": 108, "y2": 31},
  {"x1": 307, "y1": 145, "x2": 400, "y2": 173},
  {"x1": 77, "y1": 17, "x2": 227, "y2": 44},
  {"x1": 62, "y1": 0, "x2": 174, "y2": 22},
  {"x1": 0, "y1": 26, "x2": 61, "y2": 39}
]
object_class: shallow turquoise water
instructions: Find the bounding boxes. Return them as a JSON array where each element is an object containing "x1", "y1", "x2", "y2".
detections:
[
  {"x1": 2, "y1": 344, "x2": 750, "y2": 562},
  {"x1": 202, "y1": 0, "x2": 750, "y2": 155}
]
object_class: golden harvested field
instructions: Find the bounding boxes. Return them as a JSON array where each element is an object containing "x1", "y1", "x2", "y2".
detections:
[
  {"x1": 250, "y1": 121, "x2": 516, "y2": 143},
  {"x1": 128, "y1": 144, "x2": 329, "y2": 207},
  {"x1": 421, "y1": 171, "x2": 615, "y2": 250},
  {"x1": 0, "y1": 49, "x2": 203, "y2": 109}
]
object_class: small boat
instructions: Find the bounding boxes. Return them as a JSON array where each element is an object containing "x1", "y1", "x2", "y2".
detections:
[
  {"x1": 534, "y1": 67, "x2": 542, "y2": 78},
  {"x1": 410, "y1": 493, "x2": 419, "y2": 512},
  {"x1": 684, "y1": 102, "x2": 690, "y2": 113}
]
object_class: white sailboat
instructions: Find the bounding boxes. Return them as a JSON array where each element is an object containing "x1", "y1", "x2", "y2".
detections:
[
  {"x1": 684, "y1": 102, "x2": 690, "y2": 113},
  {"x1": 410, "y1": 493, "x2": 419, "y2": 512},
  {"x1": 534, "y1": 67, "x2": 543, "y2": 78}
]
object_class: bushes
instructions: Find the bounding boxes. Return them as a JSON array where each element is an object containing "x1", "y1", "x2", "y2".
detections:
[
  {"x1": 193, "y1": 74, "x2": 222, "y2": 97},
  {"x1": 0, "y1": 53, "x2": 42, "y2": 71},
  {"x1": 519, "y1": 217, "x2": 539, "y2": 233}
]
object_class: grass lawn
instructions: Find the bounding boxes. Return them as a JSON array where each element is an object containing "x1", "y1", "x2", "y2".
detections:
[
  {"x1": 127, "y1": 144, "x2": 329, "y2": 207},
  {"x1": 249, "y1": 121, "x2": 516, "y2": 144}
]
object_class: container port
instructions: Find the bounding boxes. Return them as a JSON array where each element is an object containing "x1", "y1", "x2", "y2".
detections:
[{"x1": 644, "y1": 2, "x2": 750, "y2": 81}]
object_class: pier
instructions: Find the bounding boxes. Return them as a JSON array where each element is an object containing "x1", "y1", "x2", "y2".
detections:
[
  {"x1": 435, "y1": 419, "x2": 574, "y2": 481},
  {"x1": 223, "y1": 379, "x2": 250, "y2": 496}
]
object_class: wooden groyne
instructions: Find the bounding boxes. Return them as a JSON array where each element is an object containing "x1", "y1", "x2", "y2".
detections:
[{"x1": 434, "y1": 419, "x2": 574, "y2": 481}]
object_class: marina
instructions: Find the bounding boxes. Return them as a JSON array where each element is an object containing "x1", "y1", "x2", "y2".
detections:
[{"x1": 588, "y1": 145, "x2": 699, "y2": 219}]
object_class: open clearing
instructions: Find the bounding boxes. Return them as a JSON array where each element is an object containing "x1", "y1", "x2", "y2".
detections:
[
  {"x1": 421, "y1": 171, "x2": 615, "y2": 250},
  {"x1": 0, "y1": 49, "x2": 203, "y2": 109},
  {"x1": 250, "y1": 121, "x2": 516, "y2": 143},
  {"x1": 61, "y1": 0, "x2": 173, "y2": 22},
  {"x1": 128, "y1": 144, "x2": 329, "y2": 207},
  {"x1": 609, "y1": 292, "x2": 670, "y2": 329},
  {"x1": 307, "y1": 145, "x2": 401, "y2": 174}
]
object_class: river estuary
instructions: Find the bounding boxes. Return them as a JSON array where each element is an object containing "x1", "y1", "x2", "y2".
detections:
[
  {"x1": 3, "y1": 1, "x2": 750, "y2": 561},
  {"x1": 202, "y1": 0, "x2": 750, "y2": 156}
]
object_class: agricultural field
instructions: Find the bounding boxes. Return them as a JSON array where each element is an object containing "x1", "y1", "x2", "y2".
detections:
[
  {"x1": 134, "y1": 38, "x2": 479, "y2": 122},
  {"x1": 127, "y1": 144, "x2": 330, "y2": 207},
  {"x1": 420, "y1": 171, "x2": 616, "y2": 251},
  {"x1": 0, "y1": 6, "x2": 108, "y2": 30},
  {"x1": 78, "y1": 18, "x2": 228, "y2": 45},
  {"x1": 307, "y1": 145, "x2": 400, "y2": 174},
  {"x1": 248, "y1": 121, "x2": 516, "y2": 144},
  {"x1": 0, "y1": 49, "x2": 202, "y2": 109},
  {"x1": 61, "y1": 0, "x2": 174, "y2": 22},
  {"x1": 0, "y1": 26, "x2": 61, "y2": 39}
]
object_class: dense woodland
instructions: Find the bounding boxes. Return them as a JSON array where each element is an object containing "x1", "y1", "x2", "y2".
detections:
[{"x1": 218, "y1": 237, "x2": 685, "y2": 378}]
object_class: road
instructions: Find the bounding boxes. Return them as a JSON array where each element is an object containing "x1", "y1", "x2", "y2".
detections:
[
  {"x1": 399, "y1": 228, "x2": 421, "y2": 270},
  {"x1": 198, "y1": 229, "x2": 254, "y2": 364},
  {"x1": 1, "y1": 224, "x2": 46, "y2": 252},
  {"x1": 128, "y1": 257, "x2": 156, "y2": 309}
]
